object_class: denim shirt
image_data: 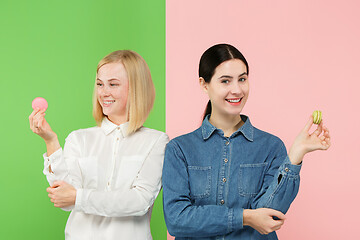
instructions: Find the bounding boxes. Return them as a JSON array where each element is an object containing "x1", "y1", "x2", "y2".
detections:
[{"x1": 162, "y1": 115, "x2": 301, "y2": 240}]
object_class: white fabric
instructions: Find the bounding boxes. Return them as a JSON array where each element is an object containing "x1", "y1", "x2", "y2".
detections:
[{"x1": 43, "y1": 117, "x2": 169, "y2": 240}]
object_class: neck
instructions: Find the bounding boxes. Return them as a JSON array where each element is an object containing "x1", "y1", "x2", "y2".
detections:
[
  {"x1": 209, "y1": 111, "x2": 244, "y2": 137},
  {"x1": 107, "y1": 115, "x2": 128, "y2": 125}
]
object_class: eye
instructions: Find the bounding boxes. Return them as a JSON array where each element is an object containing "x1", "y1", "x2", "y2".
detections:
[
  {"x1": 110, "y1": 83, "x2": 119, "y2": 87},
  {"x1": 96, "y1": 83, "x2": 103, "y2": 86},
  {"x1": 239, "y1": 77, "x2": 247, "y2": 82},
  {"x1": 221, "y1": 79, "x2": 230, "y2": 84}
]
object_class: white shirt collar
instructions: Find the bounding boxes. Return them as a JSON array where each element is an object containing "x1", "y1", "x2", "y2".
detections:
[{"x1": 101, "y1": 117, "x2": 129, "y2": 137}]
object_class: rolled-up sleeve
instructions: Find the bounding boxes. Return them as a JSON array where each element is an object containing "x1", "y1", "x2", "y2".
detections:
[
  {"x1": 251, "y1": 141, "x2": 301, "y2": 214},
  {"x1": 42, "y1": 132, "x2": 83, "y2": 188}
]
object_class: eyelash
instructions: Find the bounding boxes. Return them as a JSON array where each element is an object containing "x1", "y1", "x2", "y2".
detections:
[
  {"x1": 221, "y1": 78, "x2": 246, "y2": 84},
  {"x1": 96, "y1": 83, "x2": 119, "y2": 87}
]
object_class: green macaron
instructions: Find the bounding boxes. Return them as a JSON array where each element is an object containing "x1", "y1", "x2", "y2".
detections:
[{"x1": 312, "y1": 110, "x2": 322, "y2": 124}]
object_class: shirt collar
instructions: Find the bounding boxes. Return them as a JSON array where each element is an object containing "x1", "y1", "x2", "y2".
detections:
[
  {"x1": 101, "y1": 117, "x2": 129, "y2": 137},
  {"x1": 201, "y1": 114, "x2": 254, "y2": 142}
]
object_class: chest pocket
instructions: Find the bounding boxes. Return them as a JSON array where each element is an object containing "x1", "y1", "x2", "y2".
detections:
[
  {"x1": 238, "y1": 163, "x2": 267, "y2": 197},
  {"x1": 117, "y1": 155, "x2": 145, "y2": 186},
  {"x1": 187, "y1": 166, "x2": 211, "y2": 198},
  {"x1": 78, "y1": 156, "x2": 98, "y2": 188}
]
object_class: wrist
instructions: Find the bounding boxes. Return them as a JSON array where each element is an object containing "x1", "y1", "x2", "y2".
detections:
[
  {"x1": 243, "y1": 209, "x2": 253, "y2": 226},
  {"x1": 44, "y1": 133, "x2": 58, "y2": 144},
  {"x1": 288, "y1": 147, "x2": 305, "y2": 165},
  {"x1": 72, "y1": 189, "x2": 77, "y2": 205},
  {"x1": 44, "y1": 135, "x2": 61, "y2": 156}
]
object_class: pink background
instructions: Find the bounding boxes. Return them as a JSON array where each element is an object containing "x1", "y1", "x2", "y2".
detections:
[{"x1": 166, "y1": 0, "x2": 360, "y2": 239}]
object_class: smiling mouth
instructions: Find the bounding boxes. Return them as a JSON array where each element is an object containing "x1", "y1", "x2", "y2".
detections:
[
  {"x1": 103, "y1": 100, "x2": 115, "y2": 106},
  {"x1": 226, "y1": 98, "x2": 242, "y2": 103}
]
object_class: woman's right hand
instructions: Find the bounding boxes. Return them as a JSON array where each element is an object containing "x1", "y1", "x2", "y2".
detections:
[
  {"x1": 29, "y1": 108, "x2": 57, "y2": 142},
  {"x1": 243, "y1": 208, "x2": 286, "y2": 235},
  {"x1": 29, "y1": 109, "x2": 60, "y2": 162}
]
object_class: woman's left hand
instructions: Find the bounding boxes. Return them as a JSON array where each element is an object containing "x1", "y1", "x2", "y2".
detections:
[
  {"x1": 47, "y1": 181, "x2": 77, "y2": 208},
  {"x1": 289, "y1": 116, "x2": 331, "y2": 165}
]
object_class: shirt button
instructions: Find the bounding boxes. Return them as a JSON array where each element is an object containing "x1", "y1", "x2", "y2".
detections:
[
  {"x1": 285, "y1": 167, "x2": 289, "y2": 172},
  {"x1": 225, "y1": 141, "x2": 230, "y2": 145},
  {"x1": 116, "y1": 137, "x2": 119, "y2": 141},
  {"x1": 220, "y1": 200, "x2": 225, "y2": 205},
  {"x1": 224, "y1": 158, "x2": 228, "y2": 163},
  {"x1": 223, "y1": 178, "x2": 227, "y2": 182},
  {"x1": 117, "y1": 127, "x2": 120, "y2": 130}
]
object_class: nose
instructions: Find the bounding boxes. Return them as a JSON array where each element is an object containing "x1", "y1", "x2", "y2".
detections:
[
  {"x1": 101, "y1": 85, "x2": 111, "y2": 96},
  {"x1": 230, "y1": 81, "x2": 242, "y2": 95}
]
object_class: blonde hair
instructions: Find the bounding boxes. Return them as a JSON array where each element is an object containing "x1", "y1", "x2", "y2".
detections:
[{"x1": 92, "y1": 50, "x2": 155, "y2": 135}]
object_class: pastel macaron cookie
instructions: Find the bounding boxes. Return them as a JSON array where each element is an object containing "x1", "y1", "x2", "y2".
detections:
[
  {"x1": 312, "y1": 110, "x2": 322, "y2": 124},
  {"x1": 32, "y1": 97, "x2": 48, "y2": 111}
]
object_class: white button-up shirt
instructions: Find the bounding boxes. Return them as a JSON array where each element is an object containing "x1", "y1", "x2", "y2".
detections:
[{"x1": 43, "y1": 118, "x2": 169, "y2": 240}]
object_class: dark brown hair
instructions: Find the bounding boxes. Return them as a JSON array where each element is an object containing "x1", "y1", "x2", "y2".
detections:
[{"x1": 199, "y1": 44, "x2": 249, "y2": 120}]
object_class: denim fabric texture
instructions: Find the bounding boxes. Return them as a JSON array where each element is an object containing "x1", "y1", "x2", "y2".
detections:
[{"x1": 163, "y1": 115, "x2": 301, "y2": 240}]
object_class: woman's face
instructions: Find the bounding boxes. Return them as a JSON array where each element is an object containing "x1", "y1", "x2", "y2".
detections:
[
  {"x1": 202, "y1": 59, "x2": 249, "y2": 118},
  {"x1": 96, "y1": 62, "x2": 129, "y2": 124}
]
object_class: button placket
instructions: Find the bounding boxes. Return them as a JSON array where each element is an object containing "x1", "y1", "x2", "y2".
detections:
[
  {"x1": 108, "y1": 131, "x2": 121, "y2": 190},
  {"x1": 218, "y1": 138, "x2": 230, "y2": 206}
]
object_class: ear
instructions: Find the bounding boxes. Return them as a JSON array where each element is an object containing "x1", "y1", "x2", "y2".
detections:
[{"x1": 199, "y1": 77, "x2": 208, "y2": 94}]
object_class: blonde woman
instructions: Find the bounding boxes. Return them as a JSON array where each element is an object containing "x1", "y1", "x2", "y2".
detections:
[{"x1": 29, "y1": 50, "x2": 169, "y2": 240}]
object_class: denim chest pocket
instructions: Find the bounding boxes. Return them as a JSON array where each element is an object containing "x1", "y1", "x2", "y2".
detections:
[
  {"x1": 187, "y1": 166, "x2": 211, "y2": 198},
  {"x1": 238, "y1": 162, "x2": 268, "y2": 197}
]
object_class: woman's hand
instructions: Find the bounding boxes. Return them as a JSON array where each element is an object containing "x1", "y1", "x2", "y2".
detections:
[
  {"x1": 243, "y1": 208, "x2": 286, "y2": 235},
  {"x1": 289, "y1": 116, "x2": 331, "y2": 165},
  {"x1": 47, "y1": 181, "x2": 77, "y2": 208},
  {"x1": 29, "y1": 109, "x2": 57, "y2": 142},
  {"x1": 29, "y1": 109, "x2": 60, "y2": 156}
]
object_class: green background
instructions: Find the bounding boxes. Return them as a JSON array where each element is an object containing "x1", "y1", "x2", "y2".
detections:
[{"x1": 0, "y1": 0, "x2": 166, "y2": 239}]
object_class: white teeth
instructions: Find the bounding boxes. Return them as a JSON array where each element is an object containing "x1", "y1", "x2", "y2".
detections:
[
  {"x1": 104, "y1": 101, "x2": 115, "y2": 104},
  {"x1": 227, "y1": 99, "x2": 241, "y2": 103}
]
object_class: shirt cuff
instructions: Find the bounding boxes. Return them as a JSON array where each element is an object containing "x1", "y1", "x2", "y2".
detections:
[
  {"x1": 281, "y1": 156, "x2": 302, "y2": 175},
  {"x1": 43, "y1": 148, "x2": 62, "y2": 174},
  {"x1": 74, "y1": 188, "x2": 96, "y2": 214},
  {"x1": 43, "y1": 148, "x2": 62, "y2": 163},
  {"x1": 229, "y1": 207, "x2": 243, "y2": 232},
  {"x1": 74, "y1": 188, "x2": 83, "y2": 211}
]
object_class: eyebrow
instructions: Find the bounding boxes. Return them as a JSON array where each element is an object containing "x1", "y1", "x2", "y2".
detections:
[
  {"x1": 218, "y1": 72, "x2": 247, "y2": 79},
  {"x1": 96, "y1": 78, "x2": 120, "y2": 81}
]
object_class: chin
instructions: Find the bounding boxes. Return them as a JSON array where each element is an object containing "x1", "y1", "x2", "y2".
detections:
[
  {"x1": 222, "y1": 111, "x2": 242, "y2": 118},
  {"x1": 226, "y1": 108, "x2": 243, "y2": 116},
  {"x1": 102, "y1": 110, "x2": 110, "y2": 116}
]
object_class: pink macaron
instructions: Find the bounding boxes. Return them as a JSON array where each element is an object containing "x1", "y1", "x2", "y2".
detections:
[{"x1": 32, "y1": 97, "x2": 48, "y2": 111}]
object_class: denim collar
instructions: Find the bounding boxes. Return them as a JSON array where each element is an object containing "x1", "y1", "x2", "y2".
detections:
[
  {"x1": 201, "y1": 114, "x2": 254, "y2": 142},
  {"x1": 101, "y1": 117, "x2": 129, "y2": 137}
]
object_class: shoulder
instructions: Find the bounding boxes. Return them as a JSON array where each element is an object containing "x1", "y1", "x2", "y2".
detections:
[
  {"x1": 134, "y1": 127, "x2": 170, "y2": 143},
  {"x1": 252, "y1": 126, "x2": 286, "y2": 153},
  {"x1": 166, "y1": 127, "x2": 202, "y2": 153},
  {"x1": 253, "y1": 127, "x2": 283, "y2": 143},
  {"x1": 66, "y1": 126, "x2": 101, "y2": 141}
]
